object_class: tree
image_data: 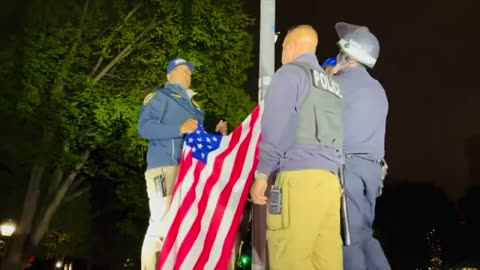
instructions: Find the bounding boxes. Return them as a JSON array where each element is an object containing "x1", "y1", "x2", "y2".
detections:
[
  {"x1": 37, "y1": 193, "x2": 92, "y2": 259},
  {"x1": 0, "y1": 0, "x2": 255, "y2": 268}
]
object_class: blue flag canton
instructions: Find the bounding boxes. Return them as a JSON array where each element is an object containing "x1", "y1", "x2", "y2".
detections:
[{"x1": 185, "y1": 125, "x2": 223, "y2": 163}]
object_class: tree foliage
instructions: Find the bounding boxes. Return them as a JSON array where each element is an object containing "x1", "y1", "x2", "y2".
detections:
[{"x1": 0, "y1": 0, "x2": 255, "y2": 268}]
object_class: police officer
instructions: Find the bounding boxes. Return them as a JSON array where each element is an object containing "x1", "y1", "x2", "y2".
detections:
[
  {"x1": 332, "y1": 22, "x2": 391, "y2": 270},
  {"x1": 250, "y1": 25, "x2": 344, "y2": 270},
  {"x1": 137, "y1": 58, "x2": 227, "y2": 270},
  {"x1": 322, "y1": 56, "x2": 337, "y2": 75}
]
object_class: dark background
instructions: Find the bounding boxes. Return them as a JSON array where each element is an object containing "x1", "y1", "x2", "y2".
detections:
[
  {"x1": 2, "y1": 0, "x2": 478, "y2": 199},
  {"x1": 246, "y1": 0, "x2": 480, "y2": 200}
]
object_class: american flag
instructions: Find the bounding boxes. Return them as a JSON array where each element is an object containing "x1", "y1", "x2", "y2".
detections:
[{"x1": 158, "y1": 104, "x2": 263, "y2": 270}]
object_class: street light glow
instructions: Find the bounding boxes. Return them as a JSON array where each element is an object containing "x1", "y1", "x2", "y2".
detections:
[{"x1": 0, "y1": 220, "x2": 16, "y2": 237}]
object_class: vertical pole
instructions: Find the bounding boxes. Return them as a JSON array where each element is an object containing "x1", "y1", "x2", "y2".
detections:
[
  {"x1": 257, "y1": 0, "x2": 276, "y2": 103},
  {"x1": 252, "y1": 0, "x2": 275, "y2": 269}
]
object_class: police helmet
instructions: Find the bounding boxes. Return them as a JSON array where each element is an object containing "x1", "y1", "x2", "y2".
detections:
[{"x1": 335, "y1": 22, "x2": 380, "y2": 68}]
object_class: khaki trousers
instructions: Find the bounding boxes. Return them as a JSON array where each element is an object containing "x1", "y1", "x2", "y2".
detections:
[
  {"x1": 141, "y1": 166, "x2": 178, "y2": 270},
  {"x1": 267, "y1": 169, "x2": 343, "y2": 270}
]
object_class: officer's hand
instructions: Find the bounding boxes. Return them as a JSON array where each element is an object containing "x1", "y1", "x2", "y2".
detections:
[
  {"x1": 180, "y1": 119, "x2": 198, "y2": 134},
  {"x1": 215, "y1": 120, "x2": 228, "y2": 135},
  {"x1": 250, "y1": 178, "x2": 268, "y2": 205}
]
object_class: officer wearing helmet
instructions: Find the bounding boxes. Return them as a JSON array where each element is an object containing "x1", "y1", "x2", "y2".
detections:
[{"x1": 332, "y1": 22, "x2": 391, "y2": 270}]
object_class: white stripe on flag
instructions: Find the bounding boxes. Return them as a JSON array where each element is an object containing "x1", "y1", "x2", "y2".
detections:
[
  {"x1": 159, "y1": 104, "x2": 263, "y2": 270},
  {"x1": 204, "y1": 107, "x2": 263, "y2": 269}
]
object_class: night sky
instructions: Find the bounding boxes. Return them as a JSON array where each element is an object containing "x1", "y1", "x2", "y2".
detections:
[
  {"x1": 247, "y1": 0, "x2": 479, "y2": 199},
  {"x1": 0, "y1": 0, "x2": 478, "y2": 199}
]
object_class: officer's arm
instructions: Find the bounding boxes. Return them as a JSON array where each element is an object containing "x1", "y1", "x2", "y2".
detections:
[
  {"x1": 137, "y1": 94, "x2": 183, "y2": 140},
  {"x1": 256, "y1": 66, "x2": 305, "y2": 178}
]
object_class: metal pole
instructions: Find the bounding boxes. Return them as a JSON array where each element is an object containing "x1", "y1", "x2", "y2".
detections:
[
  {"x1": 257, "y1": 0, "x2": 275, "y2": 103},
  {"x1": 252, "y1": 1, "x2": 275, "y2": 269}
]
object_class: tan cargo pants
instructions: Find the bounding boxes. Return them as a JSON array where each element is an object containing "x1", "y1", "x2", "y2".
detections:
[
  {"x1": 141, "y1": 166, "x2": 178, "y2": 270},
  {"x1": 267, "y1": 169, "x2": 343, "y2": 270}
]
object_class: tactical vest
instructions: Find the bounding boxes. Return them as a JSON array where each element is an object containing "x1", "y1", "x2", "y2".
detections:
[{"x1": 289, "y1": 62, "x2": 343, "y2": 150}]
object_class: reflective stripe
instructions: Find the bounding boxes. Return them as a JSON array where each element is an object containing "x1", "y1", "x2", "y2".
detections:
[{"x1": 171, "y1": 139, "x2": 177, "y2": 165}]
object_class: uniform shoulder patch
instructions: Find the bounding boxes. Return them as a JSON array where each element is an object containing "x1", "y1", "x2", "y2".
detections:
[
  {"x1": 192, "y1": 99, "x2": 202, "y2": 110},
  {"x1": 143, "y1": 92, "x2": 156, "y2": 105}
]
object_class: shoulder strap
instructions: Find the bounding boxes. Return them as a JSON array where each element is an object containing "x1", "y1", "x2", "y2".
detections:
[
  {"x1": 287, "y1": 61, "x2": 317, "y2": 75},
  {"x1": 287, "y1": 61, "x2": 317, "y2": 72},
  {"x1": 287, "y1": 61, "x2": 322, "y2": 88},
  {"x1": 285, "y1": 62, "x2": 316, "y2": 106}
]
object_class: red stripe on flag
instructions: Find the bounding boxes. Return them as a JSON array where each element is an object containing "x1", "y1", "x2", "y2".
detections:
[
  {"x1": 194, "y1": 107, "x2": 260, "y2": 269},
  {"x1": 215, "y1": 140, "x2": 260, "y2": 270},
  {"x1": 170, "y1": 148, "x2": 191, "y2": 199},
  {"x1": 172, "y1": 127, "x2": 245, "y2": 269},
  {"x1": 158, "y1": 105, "x2": 262, "y2": 269},
  {"x1": 158, "y1": 125, "x2": 245, "y2": 269}
]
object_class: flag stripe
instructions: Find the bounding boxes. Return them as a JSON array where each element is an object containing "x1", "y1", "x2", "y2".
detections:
[
  {"x1": 173, "y1": 128, "x2": 244, "y2": 269},
  {"x1": 215, "y1": 145, "x2": 259, "y2": 270},
  {"x1": 215, "y1": 119, "x2": 261, "y2": 270},
  {"x1": 159, "y1": 129, "x2": 244, "y2": 269},
  {"x1": 196, "y1": 107, "x2": 261, "y2": 269},
  {"x1": 158, "y1": 105, "x2": 263, "y2": 270},
  {"x1": 211, "y1": 133, "x2": 261, "y2": 269},
  {"x1": 190, "y1": 132, "x2": 255, "y2": 268}
]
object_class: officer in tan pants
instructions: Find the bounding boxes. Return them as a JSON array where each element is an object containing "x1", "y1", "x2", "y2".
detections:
[
  {"x1": 137, "y1": 58, "x2": 227, "y2": 270},
  {"x1": 250, "y1": 25, "x2": 344, "y2": 270}
]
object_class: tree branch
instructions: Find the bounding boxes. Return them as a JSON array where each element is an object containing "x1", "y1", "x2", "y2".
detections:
[
  {"x1": 89, "y1": 55, "x2": 104, "y2": 77},
  {"x1": 64, "y1": 186, "x2": 90, "y2": 203},
  {"x1": 104, "y1": 73, "x2": 137, "y2": 81},
  {"x1": 47, "y1": 167, "x2": 65, "y2": 199},
  {"x1": 124, "y1": 3, "x2": 143, "y2": 22},
  {"x1": 68, "y1": 175, "x2": 86, "y2": 194},
  {"x1": 46, "y1": 141, "x2": 71, "y2": 200},
  {"x1": 91, "y1": 16, "x2": 158, "y2": 85},
  {"x1": 4, "y1": 127, "x2": 64, "y2": 267},
  {"x1": 92, "y1": 44, "x2": 133, "y2": 84},
  {"x1": 51, "y1": 0, "x2": 90, "y2": 96},
  {"x1": 89, "y1": 3, "x2": 142, "y2": 79},
  {"x1": 31, "y1": 150, "x2": 90, "y2": 246}
]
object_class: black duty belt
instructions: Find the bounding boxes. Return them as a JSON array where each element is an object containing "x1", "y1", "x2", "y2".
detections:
[{"x1": 345, "y1": 154, "x2": 386, "y2": 166}]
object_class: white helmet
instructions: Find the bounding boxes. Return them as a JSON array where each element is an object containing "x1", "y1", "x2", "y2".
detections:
[{"x1": 335, "y1": 22, "x2": 380, "y2": 68}]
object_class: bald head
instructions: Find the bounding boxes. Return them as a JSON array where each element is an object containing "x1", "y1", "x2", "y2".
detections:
[
  {"x1": 286, "y1": 25, "x2": 318, "y2": 49},
  {"x1": 281, "y1": 25, "x2": 318, "y2": 64}
]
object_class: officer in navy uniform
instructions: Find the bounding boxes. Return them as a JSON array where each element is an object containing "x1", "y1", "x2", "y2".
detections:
[{"x1": 332, "y1": 22, "x2": 391, "y2": 270}]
